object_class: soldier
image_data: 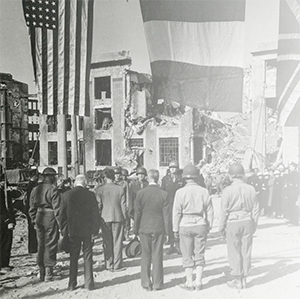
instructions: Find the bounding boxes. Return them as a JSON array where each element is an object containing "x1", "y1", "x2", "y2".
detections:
[
  {"x1": 95, "y1": 168, "x2": 127, "y2": 271},
  {"x1": 29, "y1": 167, "x2": 61, "y2": 281},
  {"x1": 128, "y1": 167, "x2": 149, "y2": 219},
  {"x1": 219, "y1": 163, "x2": 259, "y2": 290},
  {"x1": 285, "y1": 162, "x2": 299, "y2": 225},
  {"x1": 173, "y1": 164, "x2": 213, "y2": 291},
  {"x1": 271, "y1": 170, "x2": 284, "y2": 217},
  {"x1": 161, "y1": 161, "x2": 184, "y2": 255},
  {"x1": 134, "y1": 169, "x2": 169, "y2": 291},
  {"x1": 0, "y1": 183, "x2": 16, "y2": 274}
]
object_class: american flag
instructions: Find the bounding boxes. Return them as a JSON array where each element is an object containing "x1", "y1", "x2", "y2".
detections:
[
  {"x1": 276, "y1": 0, "x2": 300, "y2": 126},
  {"x1": 23, "y1": 0, "x2": 94, "y2": 116}
]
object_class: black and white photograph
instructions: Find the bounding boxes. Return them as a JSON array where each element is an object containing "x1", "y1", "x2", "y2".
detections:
[{"x1": 0, "y1": 0, "x2": 299, "y2": 298}]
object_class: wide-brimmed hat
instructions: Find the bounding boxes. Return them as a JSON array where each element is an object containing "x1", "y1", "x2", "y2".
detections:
[
  {"x1": 125, "y1": 237, "x2": 141, "y2": 258},
  {"x1": 42, "y1": 167, "x2": 58, "y2": 176}
]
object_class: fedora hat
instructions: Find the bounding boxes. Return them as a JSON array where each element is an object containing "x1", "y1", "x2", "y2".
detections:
[{"x1": 125, "y1": 237, "x2": 141, "y2": 258}]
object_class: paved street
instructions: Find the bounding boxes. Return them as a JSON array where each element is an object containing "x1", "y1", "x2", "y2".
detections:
[{"x1": 1, "y1": 196, "x2": 300, "y2": 299}]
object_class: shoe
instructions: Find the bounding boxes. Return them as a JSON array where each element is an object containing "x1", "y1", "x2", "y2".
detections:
[
  {"x1": 153, "y1": 287, "x2": 163, "y2": 291},
  {"x1": 195, "y1": 284, "x2": 202, "y2": 291},
  {"x1": 227, "y1": 279, "x2": 242, "y2": 290},
  {"x1": 143, "y1": 286, "x2": 152, "y2": 291},
  {"x1": 180, "y1": 284, "x2": 195, "y2": 291},
  {"x1": 86, "y1": 285, "x2": 94, "y2": 291},
  {"x1": 106, "y1": 268, "x2": 114, "y2": 272},
  {"x1": 68, "y1": 285, "x2": 76, "y2": 291},
  {"x1": 166, "y1": 246, "x2": 176, "y2": 255},
  {"x1": 114, "y1": 267, "x2": 126, "y2": 272}
]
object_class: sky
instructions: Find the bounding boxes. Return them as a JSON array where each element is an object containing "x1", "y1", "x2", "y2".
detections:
[{"x1": 0, "y1": 0, "x2": 279, "y2": 94}]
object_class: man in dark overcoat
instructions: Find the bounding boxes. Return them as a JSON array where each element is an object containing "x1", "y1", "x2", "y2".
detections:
[
  {"x1": 134, "y1": 169, "x2": 169, "y2": 291},
  {"x1": 60, "y1": 174, "x2": 99, "y2": 291}
]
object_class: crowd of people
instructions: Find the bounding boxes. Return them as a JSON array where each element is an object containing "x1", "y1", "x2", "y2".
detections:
[{"x1": 0, "y1": 160, "x2": 299, "y2": 292}]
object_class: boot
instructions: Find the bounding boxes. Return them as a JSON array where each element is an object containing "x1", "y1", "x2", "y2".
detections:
[
  {"x1": 195, "y1": 266, "x2": 203, "y2": 290},
  {"x1": 227, "y1": 277, "x2": 242, "y2": 290},
  {"x1": 38, "y1": 266, "x2": 45, "y2": 281},
  {"x1": 180, "y1": 268, "x2": 194, "y2": 291},
  {"x1": 45, "y1": 266, "x2": 53, "y2": 282}
]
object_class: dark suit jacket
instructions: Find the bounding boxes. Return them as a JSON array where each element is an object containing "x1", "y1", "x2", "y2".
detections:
[
  {"x1": 60, "y1": 186, "x2": 100, "y2": 238},
  {"x1": 134, "y1": 184, "x2": 169, "y2": 235},
  {"x1": 95, "y1": 182, "x2": 127, "y2": 223}
]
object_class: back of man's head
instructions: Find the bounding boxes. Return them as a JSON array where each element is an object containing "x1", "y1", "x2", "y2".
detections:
[
  {"x1": 103, "y1": 168, "x2": 115, "y2": 181},
  {"x1": 148, "y1": 169, "x2": 159, "y2": 183},
  {"x1": 74, "y1": 174, "x2": 86, "y2": 187}
]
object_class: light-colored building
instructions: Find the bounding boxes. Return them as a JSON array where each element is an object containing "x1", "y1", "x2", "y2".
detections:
[{"x1": 39, "y1": 51, "x2": 206, "y2": 176}]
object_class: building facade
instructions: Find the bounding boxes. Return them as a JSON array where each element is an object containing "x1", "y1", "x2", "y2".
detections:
[{"x1": 0, "y1": 73, "x2": 29, "y2": 170}]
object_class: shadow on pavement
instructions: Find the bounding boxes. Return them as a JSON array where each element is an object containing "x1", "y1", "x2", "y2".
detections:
[{"x1": 257, "y1": 222, "x2": 286, "y2": 230}]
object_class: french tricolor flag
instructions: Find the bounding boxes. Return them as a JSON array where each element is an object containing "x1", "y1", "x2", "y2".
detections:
[{"x1": 140, "y1": 0, "x2": 245, "y2": 112}]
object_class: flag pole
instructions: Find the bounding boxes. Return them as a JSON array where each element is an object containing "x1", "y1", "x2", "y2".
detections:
[
  {"x1": 58, "y1": 114, "x2": 68, "y2": 178},
  {"x1": 71, "y1": 115, "x2": 79, "y2": 176}
]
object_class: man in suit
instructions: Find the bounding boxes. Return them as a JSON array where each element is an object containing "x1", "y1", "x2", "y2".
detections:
[
  {"x1": 128, "y1": 167, "x2": 149, "y2": 219},
  {"x1": 95, "y1": 168, "x2": 127, "y2": 271},
  {"x1": 60, "y1": 174, "x2": 99, "y2": 291},
  {"x1": 134, "y1": 169, "x2": 169, "y2": 291}
]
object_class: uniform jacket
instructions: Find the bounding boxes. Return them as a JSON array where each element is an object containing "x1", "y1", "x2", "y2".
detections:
[
  {"x1": 134, "y1": 184, "x2": 168, "y2": 235},
  {"x1": 95, "y1": 182, "x2": 127, "y2": 223},
  {"x1": 0, "y1": 187, "x2": 15, "y2": 227},
  {"x1": 60, "y1": 186, "x2": 100, "y2": 238},
  {"x1": 161, "y1": 174, "x2": 184, "y2": 204},
  {"x1": 172, "y1": 181, "x2": 213, "y2": 232},
  {"x1": 128, "y1": 179, "x2": 149, "y2": 218},
  {"x1": 219, "y1": 180, "x2": 259, "y2": 231},
  {"x1": 29, "y1": 182, "x2": 61, "y2": 224}
]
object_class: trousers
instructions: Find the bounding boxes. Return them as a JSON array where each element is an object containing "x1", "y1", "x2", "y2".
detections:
[
  {"x1": 35, "y1": 210, "x2": 59, "y2": 267},
  {"x1": 179, "y1": 225, "x2": 208, "y2": 268},
  {"x1": 139, "y1": 232, "x2": 164, "y2": 289},
  {"x1": 226, "y1": 219, "x2": 254, "y2": 277},
  {"x1": 69, "y1": 236, "x2": 94, "y2": 289},
  {"x1": 0, "y1": 223, "x2": 13, "y2": 268},
  {"x1": 102, "y1": 221, "x2": 124, "y2": 270},
  {"x1": 26, "y1": 214, "x2": 38, "y2": 254}
]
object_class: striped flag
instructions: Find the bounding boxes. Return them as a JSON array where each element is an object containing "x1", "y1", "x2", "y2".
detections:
[
  {"x1": 139, "y1": 0, "x2": 245, "y2": 112},
  {"x1": 22, "y1": 0, "x2": 94, "y2": 116},
  {"x1": 276, "y1": 0, "x2": 300, "y2": 126}
]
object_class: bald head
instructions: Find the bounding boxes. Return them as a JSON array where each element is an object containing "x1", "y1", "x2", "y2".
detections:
[{"x1": 74, "y1": 174, "x2": 86, "y2": 187}]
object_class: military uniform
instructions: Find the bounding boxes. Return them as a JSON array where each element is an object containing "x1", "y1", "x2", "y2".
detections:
[
  {"x1": 285, "y1": 170, "x2": 299, "y2": 225},
  {"x1": 29, "y1": 168, "x2": 61, "y2": 281},
  {"x1": 173, "y1": 164, "x2": 213, "y2": 291},
  {"x1": 219, "y1": 166, "x2": 259, "y2": 289}
]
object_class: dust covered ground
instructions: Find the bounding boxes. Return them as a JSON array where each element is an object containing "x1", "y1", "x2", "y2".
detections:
[{"x1": 1, "y1": 196, "x2": 300, "y2": 299}]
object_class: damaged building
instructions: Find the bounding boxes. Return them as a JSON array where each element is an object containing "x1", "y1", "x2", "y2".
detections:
[{"x1": 39, "y1": 51, "x2": 208, "y2": 176}]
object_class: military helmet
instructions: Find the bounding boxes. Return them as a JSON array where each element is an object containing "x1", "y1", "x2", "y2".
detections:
[
  {"x1": 121, "y1": 168, "x2": 129, "y2": 176},
  {"x1": 228, "y1": 163, "x2": 245, "y2": 178},
  {"x1": 182, "y1": 164, "x2": 199, "y2": 179},
  {"x1": 113, "y1": 166, "x2": 122, "y2": 174},
  {"x1": 136, "y1": 167, "x2": 147, "y2": 175},
  {"x1": 169, "y1": 161, "x2": 179, "y2": 169},
  {"x1": 42, "y1": 167, "x2": 57, "y2": 176}
]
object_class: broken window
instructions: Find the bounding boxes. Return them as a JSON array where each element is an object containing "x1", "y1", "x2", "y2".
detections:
[
  {"x1": 129, "y1": 138, "x2": 144, "y2": 167},
  {"x1": 67, "y1": 141, "x2": 72, "y2": 165},
  {"x1": 66, "y1": 115, "x2": 72, "y2": 131},
  {"x1": 48, "y1": 141, "x2": 58, "y2": 165},
  {"x1": 79, "y1": 116, "x2": 84, "y2": 131},
  {"x1": 159, "y1": 138, "x2": 179, "y2": 167},
  {"x1": 95, "y1": 140, "x2": 111, "y2": 166},
  {"x1": 47, "y1": 115, "x2": 57, "y2": 132},
  {"x1": 95, "y1": 76, "x2": 111, "y2": 99},
  {"x1": 95, "y1": 108, "x2": 113, "y2": 130}
]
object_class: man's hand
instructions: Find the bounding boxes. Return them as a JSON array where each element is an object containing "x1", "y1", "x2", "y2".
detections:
[
  {"x1": 7, "y1": 223, "x2": 15, "y2": 230},
  {"x1": 174, "y1": 231, "x2": 179, "y2": 240}
]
